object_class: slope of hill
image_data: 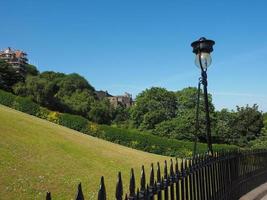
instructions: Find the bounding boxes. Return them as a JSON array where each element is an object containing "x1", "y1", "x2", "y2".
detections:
[{"x1": 0, "y1": 105, "x2": 169, "y2": 199}]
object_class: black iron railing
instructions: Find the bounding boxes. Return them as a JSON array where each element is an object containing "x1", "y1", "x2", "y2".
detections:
[{"x1": 46, "y1": 149, "x2": 267, "y2": 200}]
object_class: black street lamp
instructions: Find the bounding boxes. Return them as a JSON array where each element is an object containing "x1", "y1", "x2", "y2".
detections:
[{"x1": 191, "y1": 37, "x2": 215, "y2": 155}]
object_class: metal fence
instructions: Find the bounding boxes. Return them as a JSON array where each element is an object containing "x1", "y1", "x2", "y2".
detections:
[{"x1": 46, "y1": 149, "x2": 267, "y2": 200}]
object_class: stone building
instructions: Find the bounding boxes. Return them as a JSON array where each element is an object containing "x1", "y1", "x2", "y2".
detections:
[
  {"x1": 95, "y1": 90, "x2": 134, "y2": 108},
  {"x1": 108, "y1": 92, "x2": 133, "y2": 108}
]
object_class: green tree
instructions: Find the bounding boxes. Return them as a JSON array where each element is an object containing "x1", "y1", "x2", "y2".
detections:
[
  {"x1": 13, "y1": 71, "x2": 97, "y2": 117},
  {"x1": 130, "y1": 87, "x2": 178, "y2": 130},
  {"x1": 23, "y1": 64, "x2": 39, "y2": 76},
  {"x1": 113, "y1": 105, "x2": 130, "y2": 125},
  {"x1": 13, "y1": 75, "x2": 56, "y2": 108},
  {"x1": 214, "y1": 109, "x2": 237, "y2": 144},
  {"x1": 233, "y1": 104, "x2": 264, "y2": 145},
  {"x1": 88, "y1": 99, "x2": 114, "y2": 124},
  {"x1": 214, "y1": 105, "x2": 264, "y2": 146},
  {"x1": 152, "y1": 87, "x2": 215, "y2": 141},
  {"x1": 0, "y1": 60, "x2": 24, "y2": 91}
]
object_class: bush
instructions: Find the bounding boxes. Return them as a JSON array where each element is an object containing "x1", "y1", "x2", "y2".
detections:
[
  {"x1": 0, "y1": 89, "x2": 16, "y2": 107},
  {"x1": 95, "y1": 125, "x2": 237, "y2": 157},
  {"x1": 13, "y1": 96, "x2": 40, "y2": 116},
  {"x1": 58, "y1": 113, "x2": 88, "y2": 132},
  {"x1": 36, "y1": 107, "x2": 50, "y2": 120},
  {"x1": 47, "y1": 111, "x2": 60, "y2": 124}
]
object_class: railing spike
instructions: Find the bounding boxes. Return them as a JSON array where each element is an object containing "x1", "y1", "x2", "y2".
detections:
[
  {"x1": 175, "y1": 158, "x2": 179, "y2": 174},
  {"x1": 149, "y1": 163, "x2": 154, "y2": 187},
  {"x1": 140, "y1": 165, "x2": 146, "y2": 191},
  {"x1": 164, "y1": 160, "x2": 168, "y2": 179},
  {"x1": 116, "y1": 172, "x2": 123, "y2": 200},
  {"x1": 46, "y1": 192, "x2": 51, "y2": 200},
  {"x1": 157, "y1": 162, "x2": 161, "y2": 183},
  {"x1": 146, "y1": 184, "x2": 150, "y2": 198},
  {"x1": 136, "y1": 188, "x2": 140, "y2": 199},
  {"x1": 170, "y1": 159, "x2": 174, "y2": 177},
  {"x1": 129, "y1": 168, "x2": 136, "y2": 197},
  {"x1": 75, "y1": 183, "x2": 84, "y2": 200},
  {"x1": 124, "y1": 193, "x2": 128, "y2": 200},
  {"x1": 98, "y1": 176, "x2": 106, "y2": 200}
]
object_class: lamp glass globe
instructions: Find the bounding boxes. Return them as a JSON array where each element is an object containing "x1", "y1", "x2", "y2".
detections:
[{"x1": 194, "y1": 52, "x2": 212, "y2": 70}]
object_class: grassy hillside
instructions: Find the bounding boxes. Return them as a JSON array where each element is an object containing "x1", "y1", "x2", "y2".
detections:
[{"x1": 0, "y1": 105, "x2": 169, "y2": 199}]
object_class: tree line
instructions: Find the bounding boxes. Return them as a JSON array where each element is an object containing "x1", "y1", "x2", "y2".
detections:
[{"x1": 0, "y1": 60, "x2": 265, "y2": 147}]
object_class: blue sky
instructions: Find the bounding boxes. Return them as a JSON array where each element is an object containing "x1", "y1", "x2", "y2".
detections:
[{"x1": 1, "y1": 0, "x2": 267, "y2": 111}]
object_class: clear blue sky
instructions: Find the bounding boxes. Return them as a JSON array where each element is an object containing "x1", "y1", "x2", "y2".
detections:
[{"x1": 1, "y1": 0, "x2": 267, "y2": 111}]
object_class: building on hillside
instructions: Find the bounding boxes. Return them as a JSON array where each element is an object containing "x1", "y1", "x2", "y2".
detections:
[
  {"x1": 95, "y1": 90, "x2": 134, "y2": 108},
  {"x1": 108, "y1": 92, "x2": 133, "y2": 108},
  {"x1": 0, "y1": 47, "x2": 28, "y2": 71},
  {"x1": 95, "y1": 90, "x2": 112, "y2": 100}
]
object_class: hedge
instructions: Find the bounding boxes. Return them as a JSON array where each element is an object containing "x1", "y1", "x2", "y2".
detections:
[
  {"x1": 94, "y1": 125, "x2": 237, "y2": 157},
  {"x1": 58, "y1": 113, "x2": 88, "y2": 132},
  {"x1": 0, "y1": 89, "x2": 16, "y2": 107},
  {"x1": 13, "y1": 96, "x2": 40, "y2": 116},
  {"x1": 0, "y1": 89, "x2": 238, "y2": 157}
]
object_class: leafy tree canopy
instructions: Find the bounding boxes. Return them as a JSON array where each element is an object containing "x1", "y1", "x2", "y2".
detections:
[
  {"x1": 130, "y1": 87, "x2": 178, "y2": 129},
  {"x1": 0, "y1": 60, "x2": 24, "y2": 91}
]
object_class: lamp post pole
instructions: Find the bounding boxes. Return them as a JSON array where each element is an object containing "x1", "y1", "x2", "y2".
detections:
[
  {"x1": 201, "y1": 69, "x2": 213, "y2": 155},
  {"x1": 191, "y1": 37, "x2": 215, "y2": 155}
]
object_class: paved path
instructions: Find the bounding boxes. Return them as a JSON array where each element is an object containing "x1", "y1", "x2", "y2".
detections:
[{"x1": 240, "y1": 182, "x2": 267, "y2": 200}]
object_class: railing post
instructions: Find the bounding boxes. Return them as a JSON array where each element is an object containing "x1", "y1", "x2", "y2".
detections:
[
  {"x1": 180, "y1": 159, "x2": 185, "y2": 200},
  {"x1": 116, "y1": 172, "x2": 123, "y2": 200},
  {"x1": 156, "y1": 162, "x2": 162, "y2": 200},
  {"x1": 163, "y1": 160, "x2": 169, "y2": 200},
  {"x1": 75, "y1": 183, "x2": 84, "y2": 200},
  {"x1": 140, "y1": 165, "x2": 146, "y2": 199},
  {"x1": 175, "y1": 158, "x2": 180, "y2": 200},
  {"x1": 46, "y1": 192, "x2": 51, "y2": 200},
  {"x1": 169, "y1": 159, "x2": 175, "y2": 200},
  {"x1": 129, "y1": 168, "x2": 136, "y2": 200},
  {"x1": 98, "y1": 176, "x2": 106, "y2": 200},
  {"x1": 149, "y1": 164, "x2": 155, "y2": 200}
]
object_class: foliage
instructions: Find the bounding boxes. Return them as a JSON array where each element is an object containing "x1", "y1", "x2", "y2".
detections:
[
  {"x1": 97, "y1": 125, "x2": 237, "y2": 157},
  {"x1": 47, "y1": 111, "x2": 60, "y2": 124},
  {"x1": 0, "y1": 60, "x2": 24, "y2": 91},
  {"x1": 0, "y1": 89, "x2": 39, "y2": 115},
  {"x1": 88, "y1": 99, "x2": 114, "y2": 124},
  {"x1": 151, "y1": 87, "x2": 214, "y2": 142},
  {"x1": 112, "y1": 105, "x2": 130, "y2": 125},
  {"x1": 214, "y1": 105, "x2": 264, "y2": 146},
  {"x1": 262, "y1": 112, "x2": 267, "y2": 133},
  {"x1": 131, "y1": 87, "x2": 178, "y2": 129},
  {"x1": 0, "y1": 89, "x2": 16, "y2": 107},
  {"x1": 13, "y1": 71, "x2": 97, "y2": 118},
  {"x1": 233, "y1": 105, "x2": 264, "y2": 145},
  {"x1": 36, "y1": 107, "x2": 50, "y2": 119},
  {"x1": 13, "y1": 75, "x2": 56, "y2": 108},
  {"x1": 58, "y1": 113, "x2": 88, "y2": 132},
  {"x1": 214, "y1": 109, "x2": 237, "y2": 144},
  {"x1": 153, "y1": 110, "x2": 201, "y2": 141},
  {"x1": 12, "y1": 96, "x2": 40, "y2": 116},
  {"x1": 23, "y1": 64, "x2": 39, "y2": 76}
]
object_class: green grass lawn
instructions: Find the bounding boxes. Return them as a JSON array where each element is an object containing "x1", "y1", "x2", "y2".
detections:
[{"x1": 0, "y1": 105, "x2": 170, "y2": 199}]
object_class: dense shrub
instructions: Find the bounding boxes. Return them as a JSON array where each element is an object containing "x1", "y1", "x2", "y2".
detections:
[
  {"x1": 13, "y1": 96, "x2": 40, "y2": 116},
  {"x1": 58, "y1": 113, "x2": 88, "y2": 132},
  {"x1": 36, "y1": 107, "x2": 50, "y2": 120},
  {"x1": 0, "y1": 90, "x2": 16, "y2": 107},
  {"x1": 47, "y1": 111, "x2": 60, "y2": 124},
  {"x1": 96, "y1": 125, "x2": 237, "y2": 157}
]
